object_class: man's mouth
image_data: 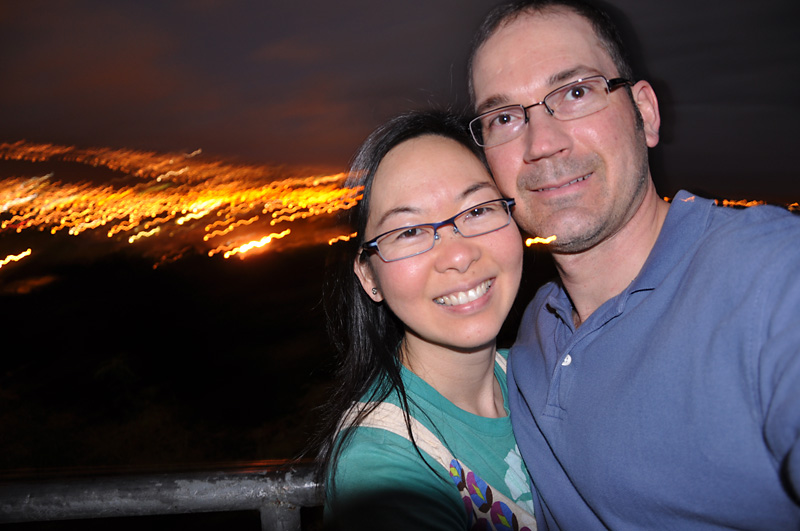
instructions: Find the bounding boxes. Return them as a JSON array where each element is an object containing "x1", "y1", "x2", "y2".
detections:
[
  {"x1": 534, "y1": 174, "x2": 590, "y2": 192},
  {"x1": 434, "y1": 279, "x2": 492, "y2": 306}
]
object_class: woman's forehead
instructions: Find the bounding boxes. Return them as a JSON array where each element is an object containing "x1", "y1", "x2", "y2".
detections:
[
  {"x1": 367, "y1": 136, "x2": 497, "y2": 226},
  {"x1": 373, "y1": 136, "x2": 487, "y2": 190}
]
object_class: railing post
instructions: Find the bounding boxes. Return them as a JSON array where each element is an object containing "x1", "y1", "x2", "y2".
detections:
[{"x1": 259, "y1": 502, "x2": 301, "y2": 531}]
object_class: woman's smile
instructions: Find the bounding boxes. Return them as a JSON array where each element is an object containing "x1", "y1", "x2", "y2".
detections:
[{"x1": 434, "y1": 278, "x2": 493, "y2": 306}]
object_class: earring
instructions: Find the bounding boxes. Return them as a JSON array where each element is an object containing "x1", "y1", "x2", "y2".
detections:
[{"x1": 372, "y1": 288, "x2": 378, "y2": 295}]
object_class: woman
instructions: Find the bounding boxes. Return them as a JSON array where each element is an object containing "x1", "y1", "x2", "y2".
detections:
[{"x1": 315, "y1": 110, "x2": 535, "y2": 530}]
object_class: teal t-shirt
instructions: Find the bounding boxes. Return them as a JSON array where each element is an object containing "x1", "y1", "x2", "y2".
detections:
[{"x1": 325, "y1": 350, "x2": 534, "y2": 530}]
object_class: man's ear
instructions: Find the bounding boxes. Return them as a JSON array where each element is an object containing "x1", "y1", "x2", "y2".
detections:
[
  {"x1": 354, "y1": 253, "x2": 383, "y2": 302},
  {"x1": 632, "y1": 80, "x2": 660, "y2": 148}
]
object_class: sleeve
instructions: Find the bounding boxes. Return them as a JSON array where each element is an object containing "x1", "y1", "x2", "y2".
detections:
[
  {"x1": 325, "y1": 427, "x2": 467, "y2": 531},
  {"x1": 758, "y1": 227, "x2": 800, "y2": 503}
]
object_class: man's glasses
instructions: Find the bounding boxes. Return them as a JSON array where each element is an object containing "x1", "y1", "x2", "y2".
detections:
[
  {"x1": 361, "y1": 198, "x2": 515, "y2": 262},
  {"x1": 469, "y1": 75, "x2": 631, "y2": 148}
]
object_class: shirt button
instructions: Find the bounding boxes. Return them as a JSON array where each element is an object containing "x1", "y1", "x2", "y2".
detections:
[{"x1": 561, "y1": 354, "x2": 572, "y2": 366}]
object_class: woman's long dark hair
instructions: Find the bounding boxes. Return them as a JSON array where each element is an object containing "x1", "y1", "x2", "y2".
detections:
[{"x1": 309, "y1": 109, "x2": 484, "y2": 493}]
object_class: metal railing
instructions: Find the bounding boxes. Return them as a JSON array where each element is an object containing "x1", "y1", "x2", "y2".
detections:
[{"x1": 0, "y1": 460, "x2": 322, "y2": 530}]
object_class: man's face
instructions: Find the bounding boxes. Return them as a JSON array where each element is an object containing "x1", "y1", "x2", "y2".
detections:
[{"x1": 471, "y1": 9, "x2": 659, "y2": 253}]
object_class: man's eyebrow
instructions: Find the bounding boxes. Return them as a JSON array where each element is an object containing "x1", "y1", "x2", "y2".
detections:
[
  {"x1": 547, "y1": 65, "x2": 601, "y2": 86},
  {"x1": 475, "y1": 95, "x2": 511, "y2": 115},
  {"x1": 475, "y1": 65, "x2": 603, "y2": 115}
]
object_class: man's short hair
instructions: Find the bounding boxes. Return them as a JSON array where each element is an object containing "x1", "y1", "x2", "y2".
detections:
[{"x1": 467, "y1": 0, "x2": 635, "y2": 105}]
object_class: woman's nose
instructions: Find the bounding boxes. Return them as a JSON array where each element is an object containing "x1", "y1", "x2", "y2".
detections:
[{"x1": 432, "y1": 227, "x2": 481, "y2": 273}]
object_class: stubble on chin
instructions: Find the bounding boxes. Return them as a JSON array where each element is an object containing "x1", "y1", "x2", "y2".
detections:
[
  {"x1": 512, "y1": 155, "x2": 604, "y2": 252},
  {"x1": 531, "y1": 203, "x2": 606, "y2": 254}
]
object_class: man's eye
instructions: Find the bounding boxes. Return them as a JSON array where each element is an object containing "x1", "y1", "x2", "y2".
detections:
[
  {"x1": 564, "y1": 85, "x2": 590, "y2": 101},
  {"x1": 486, "y1": 110, "x2": 521, "y2": 129}
]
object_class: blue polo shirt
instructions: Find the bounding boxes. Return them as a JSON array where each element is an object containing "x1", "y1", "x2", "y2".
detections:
[{"x1": 509, "y1": 190, "x2": 800, "y2": 529}]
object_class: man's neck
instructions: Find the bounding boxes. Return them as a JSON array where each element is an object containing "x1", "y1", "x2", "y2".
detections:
[{"x1": 554, "y1": 185, "x2": 670, "y2": 327}]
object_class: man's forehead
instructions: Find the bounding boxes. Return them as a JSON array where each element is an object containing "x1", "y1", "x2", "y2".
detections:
[{"x1": 472, "y1": 10, "x2": 612, "y2": 110}]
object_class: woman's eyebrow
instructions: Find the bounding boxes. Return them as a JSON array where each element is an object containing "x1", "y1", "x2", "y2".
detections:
[
  {"x1": 373, "y1": 205, "x2": 421, "y2": 231},
  {"x1": 373, "y1": 181, "x2": 497, "y2": 229},
  {"x1": 460, "y1": 181, "x2": 497, "y2": 200}
]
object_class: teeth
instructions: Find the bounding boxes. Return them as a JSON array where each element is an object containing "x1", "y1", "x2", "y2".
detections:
[
  {"x1": 538, "y1": 174, "x2": 589, "y2": 192},
  {"x1": 434, "y1": 280, "x2": 492, "y2": 306}
]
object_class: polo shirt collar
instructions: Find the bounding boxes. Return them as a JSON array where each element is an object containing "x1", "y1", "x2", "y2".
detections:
[
  {"x1": 630, "y1": 190, "x2": 714, "y2": 293},
  {"x1": 544, "y1": 190, "x2": 715, "y2": 331}
]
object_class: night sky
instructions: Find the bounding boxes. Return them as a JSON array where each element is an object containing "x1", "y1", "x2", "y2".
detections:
[{"x1": 1, "y1": 0, "x2": 798, "y2": 202}]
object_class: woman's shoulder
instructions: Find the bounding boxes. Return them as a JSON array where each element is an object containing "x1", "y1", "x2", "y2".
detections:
[
  {"x1": 333, "y1": 401, "x2": 449, "y2": 478},
  {"x1": 327, "y1": 423, "x2": 465, "y2": 530},
  {"x1": 335, "y1": 422, "x2": 431, "y2": 473}
]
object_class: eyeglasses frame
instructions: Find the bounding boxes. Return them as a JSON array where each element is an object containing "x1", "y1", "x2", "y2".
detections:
[
  {"x1": 360, "y1": 197, "x2": 516, "y2": 262},
  {"x1": 469, "y1": 75, "x2": 632, "y2": 148}
]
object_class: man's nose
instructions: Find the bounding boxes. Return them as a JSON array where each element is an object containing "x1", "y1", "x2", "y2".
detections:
[{"x1": 522, "y1": 108, "x2": 571, "y2": 162}]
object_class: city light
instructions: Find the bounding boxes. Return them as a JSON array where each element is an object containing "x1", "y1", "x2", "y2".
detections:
[{"x1": 0, "y1": 141, "x2": 362, "y2": 268}]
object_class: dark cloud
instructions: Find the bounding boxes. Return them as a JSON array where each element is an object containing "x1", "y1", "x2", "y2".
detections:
[{"x1": 0, "y1": 0, "x2": 797, "y2": 200}]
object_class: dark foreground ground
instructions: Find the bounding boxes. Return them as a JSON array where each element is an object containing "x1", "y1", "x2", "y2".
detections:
[
  {"x1": 0, "y1": 238, "x2": 555, "y2": 470},
  {"x1": 1, "y1": 244, "x2": 333, "y2": 471}
]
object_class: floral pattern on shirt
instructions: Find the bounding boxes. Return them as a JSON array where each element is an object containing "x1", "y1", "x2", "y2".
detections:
[{"x1": 449, "y1": 459, "x2": 533, "y2": 531}]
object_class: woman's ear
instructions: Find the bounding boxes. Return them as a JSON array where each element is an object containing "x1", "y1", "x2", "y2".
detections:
[{"x1": 354, "y1": 253, "x2": 383, "y2": 302}]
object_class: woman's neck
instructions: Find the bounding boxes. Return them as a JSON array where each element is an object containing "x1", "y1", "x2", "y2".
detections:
[{"x1": 401, "y1": 336, "x2": 506, "y2": 418}]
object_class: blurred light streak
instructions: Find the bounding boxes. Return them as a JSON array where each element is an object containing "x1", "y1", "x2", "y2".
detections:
[
  {"x1": 154, "y1": 246, "x2": 192, "y2": 269},
  {"x1": 0, "y1": 248, "x2": 32, "y2": 269},
  {"x1": 128, "y1": 227, "x2": 161, "y2": 243},
  {"x1": 0, "y1": 141, "x2": 362, "y2": 268},
  {"x1": 218, "y1": 229, "x2": 292, "y2": 259},
  {"x1": 719, "y1": 199, "x2": 765, "y2": 208},
  {"x1": 328, "y1": 232, "x2": 358, "y2": 245},
  {"x1": 526, "y1": 235, "x2": 557, "y2": 247},
  {"x1": 203, "y1": 215, "x2": 259, "y2": 241}
]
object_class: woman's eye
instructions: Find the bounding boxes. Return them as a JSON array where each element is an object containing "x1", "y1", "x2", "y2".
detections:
[
  {"x1": 468, "y1": 206, "x2": 491, "y2": 218},
  {"x1": 469, "y1": 201, "x2": 503, "y2": 218},
  {"x1": 392, "y1": 227, "x2": 427, "y2": 241},
  {"x1": 398, "y1": 228, "x2": 420, "y2": 238}
]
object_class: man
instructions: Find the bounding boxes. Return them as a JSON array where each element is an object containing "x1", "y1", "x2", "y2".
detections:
[{"x1": 468, "y1": 0, "x2": 800, "y2": 528}]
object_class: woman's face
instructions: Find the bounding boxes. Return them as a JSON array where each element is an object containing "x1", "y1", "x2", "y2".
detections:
[{"x1": 354, "y1": 135, "x2": 523, "y2": 354}]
